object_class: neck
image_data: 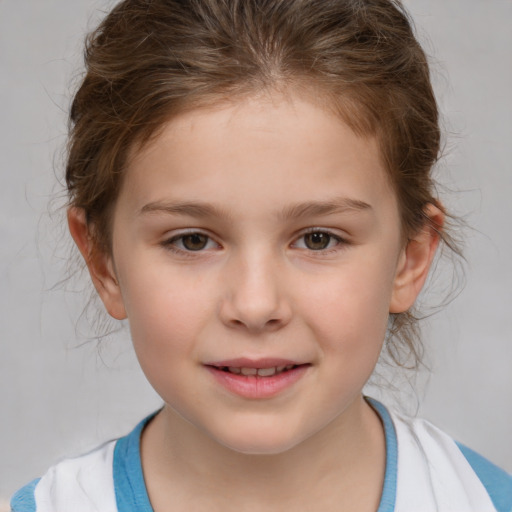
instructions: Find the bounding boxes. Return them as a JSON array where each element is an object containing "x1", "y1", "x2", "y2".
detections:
[{"x1": 141, "y1": 396, "x2": 386, "y2": 511}]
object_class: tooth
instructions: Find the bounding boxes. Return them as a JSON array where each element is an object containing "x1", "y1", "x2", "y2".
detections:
[
  {"x1": 229, "y1": 367, "x2": 241, "y2": 374},
  {"x1": 240, "y1": 367, "x2": 257, "y2": 376},
  {"x1": 285, "y1": 365, "x2": 294, "y2": 370},
  {"x1": 276, "y1": 366, "x2": 286, "y2": 373},
  {"x1": 257, "y1": 367, "x2": 276, "y2": 377}
]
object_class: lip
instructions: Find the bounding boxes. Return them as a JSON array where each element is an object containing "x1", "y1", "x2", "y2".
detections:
[
  {"x1": 204, "y1": 358, "x2": 311, "y2": 399},
  {"x1": 204, "y1": 357, "x2": 303, "y2": 369}
]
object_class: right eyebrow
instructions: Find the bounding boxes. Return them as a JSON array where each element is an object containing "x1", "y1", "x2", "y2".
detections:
[{"x1": 139, "y1": 201, "x2": 233, "y2": 220}]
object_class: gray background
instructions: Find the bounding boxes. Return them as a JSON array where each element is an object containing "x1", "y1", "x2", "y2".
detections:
[{"x1": 1, "y1": 0, "x2": 511, "y2": 504}]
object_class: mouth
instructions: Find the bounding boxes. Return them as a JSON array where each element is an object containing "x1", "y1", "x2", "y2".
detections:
[
  {"x1": 213, "y1": 364, "x2": 300, "y2": 377},
  {"x1": 204, "y1": 359, "x2": 311, "y2": 399}
]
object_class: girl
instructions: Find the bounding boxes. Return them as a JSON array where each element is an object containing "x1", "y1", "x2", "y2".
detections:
[{"x1": 11, "y1": 0, "x2": 512, "y2": 511}]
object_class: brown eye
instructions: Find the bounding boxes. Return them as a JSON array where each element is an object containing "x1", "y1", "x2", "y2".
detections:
[
  {"x1": 181, "y1": 233, "x2": 209, "y2": 251},
  {"x1": 303, "y1": 232, "x2": 332, "y2": 250}
]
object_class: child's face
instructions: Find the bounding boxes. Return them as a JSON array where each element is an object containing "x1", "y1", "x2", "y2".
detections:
[{"x1": 96, "y1": 93, "x2": 424, "y2": 454}]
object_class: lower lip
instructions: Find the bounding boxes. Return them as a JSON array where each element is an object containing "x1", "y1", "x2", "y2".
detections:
[{"x1": 206, "y1": 365, "x2": 310, "y2": 399}]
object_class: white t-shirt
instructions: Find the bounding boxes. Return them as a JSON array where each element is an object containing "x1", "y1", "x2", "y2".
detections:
[{"x1": 11, "y1": 399, "x2": 512, "y2": 512}]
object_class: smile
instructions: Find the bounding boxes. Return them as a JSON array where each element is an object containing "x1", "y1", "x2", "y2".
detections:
[
  {"x1": 205, "y1": 360, "x2": 311, "y2": 399},
  {"x1": 216, "y1": 365, "x2": 297, "y2": 377}
]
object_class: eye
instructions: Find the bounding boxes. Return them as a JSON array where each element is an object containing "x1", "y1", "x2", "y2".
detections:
[
  {"x1": 293, "y1": 230, "x2": 343, "y2": 251},
  {"x1": 181, "y1": 233, "x2": 209, "y2": 250},
  {"x1": 165, "y1": 232, "x2": 218, "y2": 252}
]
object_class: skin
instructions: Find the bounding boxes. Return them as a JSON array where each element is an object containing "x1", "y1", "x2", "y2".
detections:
[{"x1": 69, "y1": 92, "x2": 442, "y2": 511}]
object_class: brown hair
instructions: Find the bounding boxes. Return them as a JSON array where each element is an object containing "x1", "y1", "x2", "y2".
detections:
[{"x1": 67, "y1": 0, "x2": 454, "y2": 366}]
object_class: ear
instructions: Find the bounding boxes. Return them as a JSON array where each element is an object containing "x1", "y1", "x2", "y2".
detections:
[
  {"x1": 389, "y1": 203, "x2": 444, "y2": 313},
  {"x1": 67, "y1": 207, "x2": 127, "y2": 320}
]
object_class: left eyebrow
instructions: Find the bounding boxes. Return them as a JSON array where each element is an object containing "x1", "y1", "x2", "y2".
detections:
[{"x1": 279, "y1": 197, "x2": 373, "y2": 221}]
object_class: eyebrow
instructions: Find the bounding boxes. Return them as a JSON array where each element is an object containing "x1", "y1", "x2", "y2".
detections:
[
  {"x1": 139, "y1": 201, "x2": 232, "y2": 219},
  {"x1": 279, "y1": 197, "x2": 372, "y2": 220},
  {"x1": 139, "y1": 197, "x2": 372, "y2": 220}
]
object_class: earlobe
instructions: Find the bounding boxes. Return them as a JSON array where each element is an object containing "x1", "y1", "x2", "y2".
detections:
[
  {"x1": 67, "y1": 207, "x2": 127, "y2": 320},
  {"x1": 389, "y1": 203, "x2": 444, "y2": 313}
]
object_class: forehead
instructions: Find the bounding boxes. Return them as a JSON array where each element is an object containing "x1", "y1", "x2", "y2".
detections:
[{"x1": 120, "y1": 93, "x2": 398, "y2": 221}]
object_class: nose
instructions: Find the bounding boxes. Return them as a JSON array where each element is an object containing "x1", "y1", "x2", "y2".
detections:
[{"x1": 219, "y1": 250, "x2": 292, "y2": 333}]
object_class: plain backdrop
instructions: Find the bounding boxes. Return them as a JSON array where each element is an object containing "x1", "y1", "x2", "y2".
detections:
[{"x1": 1, "y1": 0, "x2": 511, "y2": 503}]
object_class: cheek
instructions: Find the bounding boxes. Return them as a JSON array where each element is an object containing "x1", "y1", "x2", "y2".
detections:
[
  {"x1": 120, "y1": 256, "x2": 212, "y2": 322},
  {"x1": 299, "y1": 261, "x2": 395, "y2": 354},
  {"x1": 116, "y1": 264, "x2": 214, "y2": 363},
  {"x1": 122, "y1": 282, "x2": 204, "y2": 402}
]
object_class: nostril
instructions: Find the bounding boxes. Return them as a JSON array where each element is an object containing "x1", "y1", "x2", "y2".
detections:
[{"x1": 227, "y1": 316, "x2": 284, "y2": 332}]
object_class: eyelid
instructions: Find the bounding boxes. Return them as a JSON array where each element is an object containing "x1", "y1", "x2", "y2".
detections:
[
  {"x1": 162, "y1": 229, "x2": 221, "y2": 253},
  {"x1": 291, "y1": 227, "x2": 349, "y2": 251}
]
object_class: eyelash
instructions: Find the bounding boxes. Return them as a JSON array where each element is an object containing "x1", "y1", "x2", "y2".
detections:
[
  {"x1": 161, "y1": 228, "x2": 348, "y2": 256},
  {"x1": 162, "y1": 230, "x2": 220, "y2": 256},
  {"x1": 292, "y1": 228, "x2": 347, "y2": 254}
]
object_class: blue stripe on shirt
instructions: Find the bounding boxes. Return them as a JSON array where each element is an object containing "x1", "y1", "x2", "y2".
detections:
[
  {"x1": 457, "y1": 442, "x2": 512, "y2": 512},
  {"x1": 113, "y1": 413, "x2": 157, "y2": 512},
  {"x1": 367, "y1": 397, "x2": 398, "y2": 512},
  {"x1": 10, "y1": 478, "x2": 40, "y2": 512}
]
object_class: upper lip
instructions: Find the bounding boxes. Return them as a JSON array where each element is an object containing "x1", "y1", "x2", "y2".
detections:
[{"x1": 204, "y1": 357, "x2": 307, "y2": 369}]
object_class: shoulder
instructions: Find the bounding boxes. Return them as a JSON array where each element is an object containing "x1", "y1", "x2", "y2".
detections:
[
  {"x1": 10, "y1": 412, "x2": 157, "y2": 512},
  {"x1": 456, "y1": 442, "x2": 512, "y2": 512},
  {"x1": 391, "y1": 409, "x2": 512, "y2": 512},
  {"x1": 10, "y1": 440, "x2": 118, "y2": 512}
]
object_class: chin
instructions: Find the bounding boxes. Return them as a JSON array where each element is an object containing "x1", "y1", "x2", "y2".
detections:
[{"x1": 211, "y1": 423, "x2": 309, "y2": 456}]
